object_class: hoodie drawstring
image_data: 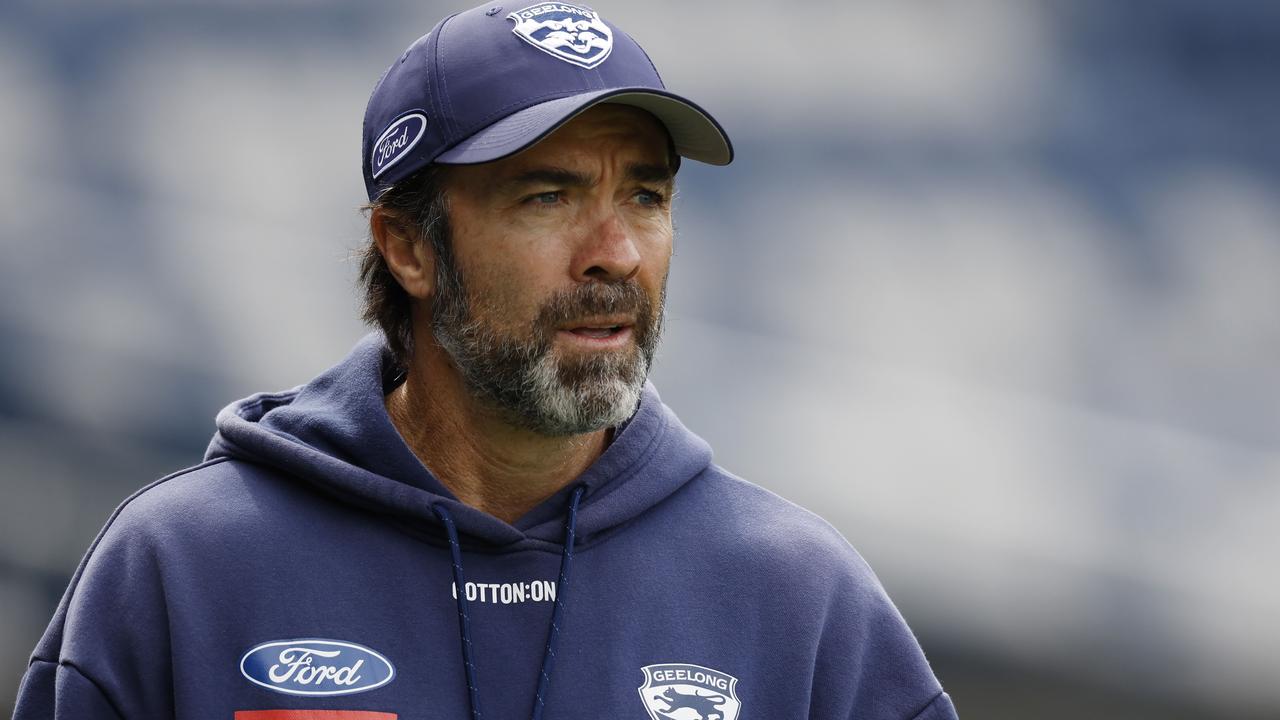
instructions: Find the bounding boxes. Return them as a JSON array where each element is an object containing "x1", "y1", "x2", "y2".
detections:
[
  {"x1": 434, "y1": 503, "x2": 484, "y2": 719},
  {"x1": 434, "y1": 484, "x2": 586, "y2": 720},
  {"x1": 530, "y1": 484, "x2": 585, "y2": 720}
]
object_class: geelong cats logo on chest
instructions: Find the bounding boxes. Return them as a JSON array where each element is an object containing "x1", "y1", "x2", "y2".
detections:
[{"x1": 637, "y1": 663, "x2": 742, "y2": 720}]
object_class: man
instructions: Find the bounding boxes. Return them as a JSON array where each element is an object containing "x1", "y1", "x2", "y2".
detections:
[{"x1": 14, "y1": 3, "x2": 957, "y2": 719}]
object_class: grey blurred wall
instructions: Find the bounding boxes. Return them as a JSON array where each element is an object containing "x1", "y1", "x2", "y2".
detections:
[{"x1": 3, "y1": 1, "x2": 1278, "y2": 718}]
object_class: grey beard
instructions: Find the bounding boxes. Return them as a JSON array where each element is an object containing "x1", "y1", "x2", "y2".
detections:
[{"x1": 432, "y1": 272, "x2": 662, "y2": 436}]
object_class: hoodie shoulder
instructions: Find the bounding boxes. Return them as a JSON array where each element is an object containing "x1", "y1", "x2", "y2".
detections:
[
  {"x1": 106, "y1": 455, "x2": 373, "y2": 552},
  {"x1": 21, "y1": 458, "x2": 244, "y2": 719},
  {"x1": 80, "y1": 458, "x2": 283, "y2": 561},
  {"x1": 658, "y1": 462, "x2": 899, "y2": 635},
  {"x1": 688, "y1": 465, "x2": 879, "y2": 584},
  {"x1": 109, "y1": 457, "x2": 263, "y2": 531},
  {"x1": 661, "y1": 465, "x2": 952, "y2": 720}
]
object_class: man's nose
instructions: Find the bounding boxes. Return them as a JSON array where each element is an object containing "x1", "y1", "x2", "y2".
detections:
[{"x1": 571, "y1": 207, "x2": 641, "y2": 282}]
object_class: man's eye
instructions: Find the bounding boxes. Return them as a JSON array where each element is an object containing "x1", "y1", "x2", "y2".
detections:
[
  {"x1": 527, "y1": 191, "x2": 561, "y2": 205},
  {"x1": 636, "y1": 189, "x2": 666, "y2": 207}
]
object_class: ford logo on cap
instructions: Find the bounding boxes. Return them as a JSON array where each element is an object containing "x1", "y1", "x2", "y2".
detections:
[
  {"x1": 240, "y1": 638, "x2": 395, "y2": 696},
  {"x1": 371, "y1": 112, "x2": 427, "y2": 180}
]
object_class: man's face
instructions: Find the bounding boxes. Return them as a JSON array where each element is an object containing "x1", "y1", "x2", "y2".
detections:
[{"x1": 431, "y1": 105, "x2": 676, "y2": 435}]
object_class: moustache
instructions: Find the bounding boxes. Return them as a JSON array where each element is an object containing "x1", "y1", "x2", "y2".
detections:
[{"x1": 534, "y1": 281, "x2": 655, "y2": 334}]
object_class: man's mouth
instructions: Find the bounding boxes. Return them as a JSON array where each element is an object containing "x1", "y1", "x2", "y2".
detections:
[
  {"x1": 569, "y1": 325, "x2": 627, "y2": 338},
  {"x1": 557, "y1": 317, "x2": 635, "y2": 345}
]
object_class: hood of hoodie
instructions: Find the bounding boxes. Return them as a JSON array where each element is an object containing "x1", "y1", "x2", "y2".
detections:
[{"x1": 205, "y1": 333, "x2": 713, "y2": 551}]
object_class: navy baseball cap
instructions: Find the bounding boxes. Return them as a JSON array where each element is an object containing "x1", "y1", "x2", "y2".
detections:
[{"x1": 362, "y1": 2, "x2": 734, "y2": 200}]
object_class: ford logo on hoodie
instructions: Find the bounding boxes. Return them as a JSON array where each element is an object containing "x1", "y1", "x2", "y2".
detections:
[{"x1": 240, "y1": 639, "x2": 395, "y2": 696}]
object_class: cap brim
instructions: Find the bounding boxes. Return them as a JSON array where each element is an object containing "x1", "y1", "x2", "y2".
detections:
[{"x1": 434, "y1": 88, "x2": 733, "y2": 166}]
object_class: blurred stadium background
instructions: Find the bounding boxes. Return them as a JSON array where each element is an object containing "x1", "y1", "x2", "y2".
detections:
[{"x1": 3, "y1": 1, "x2": 1278, "y2": 717}]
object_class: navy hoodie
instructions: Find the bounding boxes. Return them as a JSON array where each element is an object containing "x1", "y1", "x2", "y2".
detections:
[{"x1": 14, "y1": 334, "x2": 957, "y2": 720}]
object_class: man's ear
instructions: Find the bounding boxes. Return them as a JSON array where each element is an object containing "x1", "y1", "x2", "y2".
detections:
[{"x1": 371, "y1": 208, "x2": 435, "y2": 300}]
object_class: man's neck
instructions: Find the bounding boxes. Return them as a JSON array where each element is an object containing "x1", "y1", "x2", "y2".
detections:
[{"x1": 384, "y1": 345, "x2": 608, "y2": 525}]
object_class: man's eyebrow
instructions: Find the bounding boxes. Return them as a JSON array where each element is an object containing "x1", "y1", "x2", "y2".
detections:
[
  {"x1": 500, "y1": 162, "x2": 675, "y2": 192},
  {"x1": 626, "y1": 162, "x2": 676, "y2": 185},
  {"x1": 502, "y1": 167, "x2": 595, "y2": 190}
]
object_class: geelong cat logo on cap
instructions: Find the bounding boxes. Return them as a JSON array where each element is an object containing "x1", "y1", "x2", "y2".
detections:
[
  {"x1": 371, "y1": 113, "x2": 427, "y2": 179},
  {"x1": 240, "y1": 638, "x2": 395, "y2": 696},
  {"x1": 508, "y1": 3, "x2": 613, "y2": 69}
]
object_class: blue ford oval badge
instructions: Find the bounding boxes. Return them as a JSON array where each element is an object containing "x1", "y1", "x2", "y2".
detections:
[
  {"x1": 240, "y1": 639, "x2": 395, "y2": 696},
  {"x1": 370, "y1": 112, "x2": 427, "y2": 180}
]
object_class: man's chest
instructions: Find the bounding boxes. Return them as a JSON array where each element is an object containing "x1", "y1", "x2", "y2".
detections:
[{"x1": 164, "y1": 555, "x2": 800, "y2": 720}]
